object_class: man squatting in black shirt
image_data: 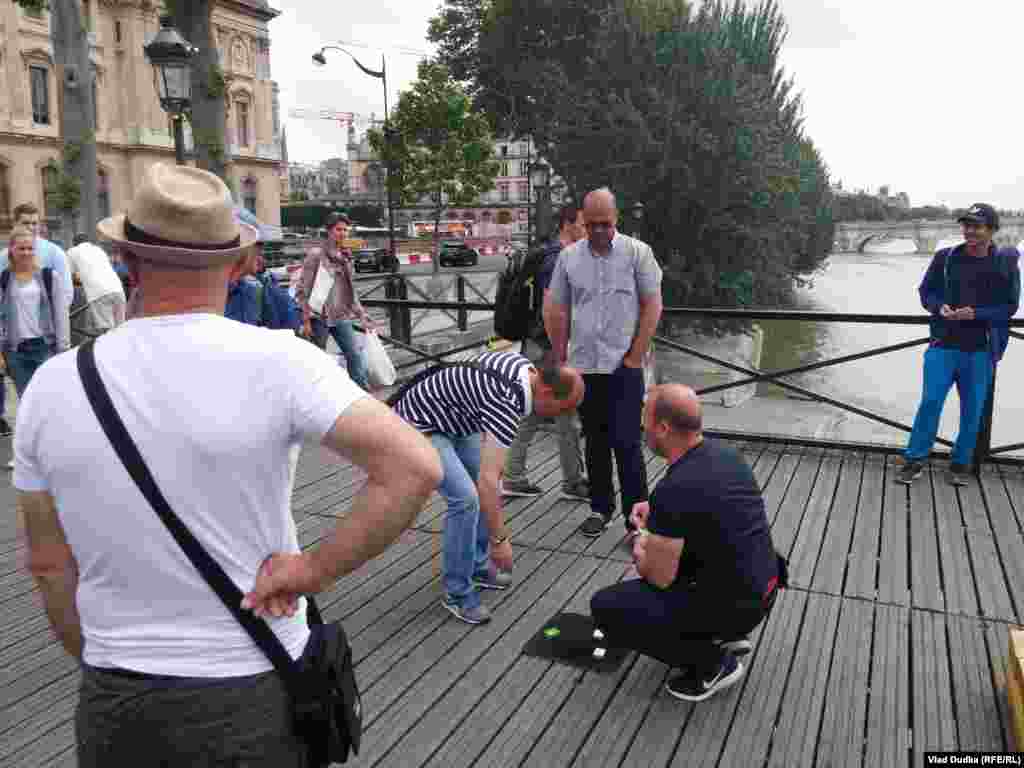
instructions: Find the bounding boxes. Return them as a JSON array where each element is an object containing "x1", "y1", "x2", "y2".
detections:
[{"x1": 590, "y1": 383, "x2": 782, "y2": 702}]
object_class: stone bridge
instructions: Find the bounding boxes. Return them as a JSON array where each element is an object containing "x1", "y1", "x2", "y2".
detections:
[{"x1": 835, "y1": 218, "x2": 1024, "y2": 254}]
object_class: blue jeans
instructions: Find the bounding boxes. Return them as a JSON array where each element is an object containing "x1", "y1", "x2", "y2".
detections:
[
  {"x1": 311, "y1": 317, "x2": 369, "y2": 390},
  {"x1": 904, "y1": 345, "x2": 993, "y2": 466},
  {"x1": 430, "y1": 433, "x2": 491, "y2": 610},
  {"x1": 5, "y1": 337, "x2": 53, "y2": 397}
]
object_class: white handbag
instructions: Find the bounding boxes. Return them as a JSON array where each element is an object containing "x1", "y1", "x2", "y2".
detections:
[
  {"x1": 307, "y1": 263, "x2": 335, "y2": 316},
  {"x1": 364, "y1": 330, "x2": 397, "y2": 388}
]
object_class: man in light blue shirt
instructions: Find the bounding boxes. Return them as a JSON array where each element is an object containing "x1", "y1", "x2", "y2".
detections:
[
  {"x1": 545, "y1": 187, "x2": 663, "y2": 538},
  {"x1": 0, "y1": 203, "x2": 74, "y2": 447}
]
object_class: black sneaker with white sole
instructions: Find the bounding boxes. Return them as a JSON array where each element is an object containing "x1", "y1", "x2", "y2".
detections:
[
  {"x1": 501, "y1": 479, "x2": 543, "y2": 497},
  {"x1": 665, "y1": 654, "x2": 744, "y2": 702},
  {"x1": 0, "y1": 417, "x2": 11, "y2": 438},
  {"x1": 896, "y1": 461, "x2": 924, "y2": 485},
  {"x1": 579, "y1": 513, "x2": 612, "y2": 538},
  {"x1": 714, "y1": 636, "x2": 753, "y2": 656}
]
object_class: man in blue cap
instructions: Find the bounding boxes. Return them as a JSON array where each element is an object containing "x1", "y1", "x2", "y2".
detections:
[{"x1": 897, "y1": 203, "x2": 1020, "y2": 486}]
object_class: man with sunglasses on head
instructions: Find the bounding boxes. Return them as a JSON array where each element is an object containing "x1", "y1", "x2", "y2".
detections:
[
  {"x1": 544, "y1": 187, "x2": 664, "y2": 537},
  {"x1": 897, "y1": 203, "x2": 1020, "y2": 487}
]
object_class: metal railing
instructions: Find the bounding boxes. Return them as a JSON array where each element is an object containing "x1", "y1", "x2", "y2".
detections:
[{"x1": 358, "y1": 295, "x2": 1024, "y2": 466}]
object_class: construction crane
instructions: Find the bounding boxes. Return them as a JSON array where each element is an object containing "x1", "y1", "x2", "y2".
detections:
[{"x1": 287, "y1": 107, "x2": 381, "y2": 132}]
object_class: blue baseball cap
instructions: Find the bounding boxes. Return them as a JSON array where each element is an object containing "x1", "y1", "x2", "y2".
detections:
[
  {"x1": 957, "y1": 203, "x2": 999, "y2": 231},
  {"x1": 233, "y1": 206, "x2": 281, "y2": 242}
]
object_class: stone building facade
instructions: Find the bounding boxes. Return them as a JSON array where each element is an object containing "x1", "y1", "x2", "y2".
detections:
[{"x1": 0, "y1": 0, "x2": 283, "y2": 239}]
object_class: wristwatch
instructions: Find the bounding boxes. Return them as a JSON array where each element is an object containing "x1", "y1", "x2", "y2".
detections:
[{"x1": 491, "y1": 534, "x2": 510, "y2": 546}]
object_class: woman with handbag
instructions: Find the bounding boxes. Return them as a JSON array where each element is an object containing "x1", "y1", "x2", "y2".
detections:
[
  {"x1": 295, "y1": 212, "x2": 374, "y2": 390},
  {"x1": 1, "y1": 226, "x2": 70, "y2": 396}
]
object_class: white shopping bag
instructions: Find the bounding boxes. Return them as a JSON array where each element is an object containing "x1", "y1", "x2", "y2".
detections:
[
  {"x1": 307, "y1": 263, "x2": 335, "y2": 316},
  {"x1": 364, "y1": 330, "x2": 397, "y2": 388}
]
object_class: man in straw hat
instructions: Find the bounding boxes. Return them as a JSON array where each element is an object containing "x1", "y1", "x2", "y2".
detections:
[{"x1": 15, "y1": 163, "x2": 442, "y2": 766}]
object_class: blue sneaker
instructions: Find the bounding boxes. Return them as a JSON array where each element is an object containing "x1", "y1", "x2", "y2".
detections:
[
  {"x1": 442, "y1": 598, "x2": 492, "y2": 625},
  {"x1": 665, "y1": 654, "x2": 744, "y2": 702}
]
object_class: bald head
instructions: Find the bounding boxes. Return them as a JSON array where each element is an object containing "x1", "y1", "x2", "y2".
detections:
[
  {"x1": 582, "y1": 187, "x2": 617, "y2": 218},
  {"x1": 651, "y1": 383, "x2": 702, "y2": 435}
]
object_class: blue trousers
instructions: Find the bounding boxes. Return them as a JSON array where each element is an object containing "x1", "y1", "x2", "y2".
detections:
[
  {"x1": 5, "y1": 337, "x2": 53, "y2": 397},
  {"x1": 311, "y1": 317, "x2": 369, "y2": 390},
  {"x1": 904, "y1": 345, "x2": 993, "y2": 466},
  {"x1": 429, "y1": 433, "x2": 492, "y2": 611}
]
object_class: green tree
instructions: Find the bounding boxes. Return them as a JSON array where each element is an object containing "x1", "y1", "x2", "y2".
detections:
[{"x1": 367, "y1": 60, "x2": 500, "y2": 276}]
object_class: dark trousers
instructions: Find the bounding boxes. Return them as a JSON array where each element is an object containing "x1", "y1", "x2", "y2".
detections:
[
  {"x1": 590, "y1": 579, "x2": 768, "y2": 674},
  {"x1": 76, "y1": 664, "x2": 309, "y2": 768},
  {"x1": 579, "y1": 366, "x2": 648, "y2": 520}
]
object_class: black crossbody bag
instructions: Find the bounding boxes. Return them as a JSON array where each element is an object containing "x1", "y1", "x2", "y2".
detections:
[{"x1": 76, "y1": 339, "x2": 361, "y2": 766}]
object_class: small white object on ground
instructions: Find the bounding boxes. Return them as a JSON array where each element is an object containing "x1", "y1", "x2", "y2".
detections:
[
  {"x1": 593, "y1": 629, "x2": 605, "y2": 641},
  {"x1": 592, "y1": 647, "x2": 606, "y2": 660}
]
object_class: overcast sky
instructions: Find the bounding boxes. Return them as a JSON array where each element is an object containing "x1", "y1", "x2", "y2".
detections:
[{"x1": 272, "y1": 0, "x2": 1023, "y2": 209}]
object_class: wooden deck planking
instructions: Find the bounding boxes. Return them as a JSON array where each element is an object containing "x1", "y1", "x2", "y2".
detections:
[
  {"x1": 814, "y1": 597, "x2": 874, "y2": 768},
  {"x1": 811, "y1": 451, "x2": 864, "y2": 596},
  {"x1": 845, "y1": 455, "x2": 885, "y2": 601},
  {"x1": 864, "y1": 603, "x2": 911, "y2": 768},
  {"x1": 908, "y1": 464, "x2": 944, "y2": 612},
  {"x1": 2, "y1": 436, "x2": 1020, "y2": 766},
  {"x1": 877, "y1": 457, "x2": 909, "y2": 606}
]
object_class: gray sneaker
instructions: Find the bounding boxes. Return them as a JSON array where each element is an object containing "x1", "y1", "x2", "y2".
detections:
[
  {"x1": 473, "y1": 568, "x2": 513, "y2": 591},
  {"x1": 501, "y1": 478, "x2": 543, "y2": 497},
  {"x1": 561, "y1": 479, "x2": 590, "y2": 501},
  {"x1": 896, "y1": 461, "x2": 924, "y2": 485},
  {"x1": 947, "y1": 463, "x2": 971, "y2": 487},
  {"x1": 443, "y1": 599, "x2": 492, "y2": 625}
]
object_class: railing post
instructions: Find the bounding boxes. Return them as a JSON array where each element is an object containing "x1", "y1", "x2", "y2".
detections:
[
  {"x1": 386, "y1": 275, "x2": 411, "y2": 345},
  {"x1": 973, "y1": 365, "x2": 997, "y2": 472},
  {"x1": 457, "y1": 274, "x2": 468, "y2": 332}
]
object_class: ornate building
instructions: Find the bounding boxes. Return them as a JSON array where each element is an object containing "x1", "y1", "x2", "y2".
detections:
[{"x1": 0, "y1": 0, "x2": 283, "y2": 238}]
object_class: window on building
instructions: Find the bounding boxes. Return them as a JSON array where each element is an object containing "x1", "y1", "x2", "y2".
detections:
[
  {"x1": 499, "y1": 183, "x2": 509, "y2": 202},
  {"x1": 499, "y1": 161, "x2": 509, "y2": 177},
  {"x1": 236, "y1": 101, "x2": 250, "y2": 147},
  {"x1": 500, "y1": 145, "x2": 507, "y2": 157},
  {"x1": 517, "y1": 182, "x2": 528, "y2": 200},
  {"x1": 115, "y1": 20, "x2": 122, "y2": 43},
  {"x1": 30, "y1": 66, "x2": 49, "y2": 124},
  {"x1": 242, "y1": 177, "x2": 258, "y2": 213},
  {"x1": 41, "y1": 165, "x2": 59, "y2": 220},
  {"x1": 97, "y1": 170, "x2": 111, "y2": 220}
]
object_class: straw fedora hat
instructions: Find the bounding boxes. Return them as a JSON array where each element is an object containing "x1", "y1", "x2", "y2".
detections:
[{"x1": 97, "y1": 163, "x2": 258, "y2": 267}]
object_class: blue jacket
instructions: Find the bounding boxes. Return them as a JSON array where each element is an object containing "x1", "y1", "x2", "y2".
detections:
[
  {"x1": 225, "y1": 278, "x2": 262, "y2": 326},
  {"x1": 918, "y1": 243, "x2": 1020, "y2": 363}
]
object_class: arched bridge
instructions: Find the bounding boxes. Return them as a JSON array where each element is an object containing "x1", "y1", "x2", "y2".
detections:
[{"x1": 835, "y1": 218, "x2": 1024, "y2": 254}]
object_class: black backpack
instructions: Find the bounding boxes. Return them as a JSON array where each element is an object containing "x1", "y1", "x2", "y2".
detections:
[
  {"x1": 386, "y1": 360, "x2": 524, "y2": 412},
  {"x1": 493, "y1": 246, "x2": 548, "y2": 342}
]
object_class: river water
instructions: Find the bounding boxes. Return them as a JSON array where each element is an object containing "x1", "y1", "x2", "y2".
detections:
[{"x1": 753, "y1": 251, "x2": 1024, "y2": 452}]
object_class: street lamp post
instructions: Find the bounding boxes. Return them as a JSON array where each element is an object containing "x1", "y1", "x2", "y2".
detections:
[
  {"x1": 530, "y1": 161, "x2": 551, "y2": 245},
  {"x1": 313, "y1": 46, "x2": 396, "y2": 272},
  {"x1": 143, "y1": 16, "x2": 197, "y2": 166}
]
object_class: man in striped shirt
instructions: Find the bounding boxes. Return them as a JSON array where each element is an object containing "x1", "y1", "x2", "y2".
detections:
[{"x1": 392, "y1": 350, "x2": 584, "y2": 624}]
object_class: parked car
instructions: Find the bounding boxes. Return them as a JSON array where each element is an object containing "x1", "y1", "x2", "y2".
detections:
[
  {"x1": 439, "y1": 241, "x2": 479, "y2": 268},
  {"x1": 353, "y1": 248, "x2": 398, "y2": 273}
]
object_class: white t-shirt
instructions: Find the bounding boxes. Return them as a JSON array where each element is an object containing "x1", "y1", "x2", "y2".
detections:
[
  {"x1": 66, "y1": 242, "x2": 125, "y2": 303},
  {"x1": 11, "y1": 278, "x2": 44, "y2": 341},
  {"x1": 14, "y1": 314, "x2": 366, "y2": 677}
]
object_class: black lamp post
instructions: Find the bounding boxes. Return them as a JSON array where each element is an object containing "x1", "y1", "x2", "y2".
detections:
[
  {"x1": 143, "y1": 16, "x2": 197, "y2": 165},
  {"x1": 313, "y1": 46, "x2": 397, "y2": 271},
  {"x1": 530, "y1": 161, "x2": 551, "y2": 244},
  {"x1": 631, "y1": 200, "x2": 646, "y2": 239}
]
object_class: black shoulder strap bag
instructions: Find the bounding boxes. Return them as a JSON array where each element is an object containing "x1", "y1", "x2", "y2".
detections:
[{"x1": 75, "y1": 339, "x2": 361, "y2": 766}]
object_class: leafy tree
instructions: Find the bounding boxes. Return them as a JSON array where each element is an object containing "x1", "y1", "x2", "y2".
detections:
[
  {"x1": 429, "y1": 0, "x2": 835, "y2": 314},
  {"x1": 367, "y1": 60, "x2": 500, "y2": 276}
]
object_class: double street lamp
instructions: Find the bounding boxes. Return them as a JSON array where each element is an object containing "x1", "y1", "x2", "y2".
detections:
[
  {"x1": 529, "y1": 161, "x2": 551, "y2": 246},
  {"x1": 313, "y1": 45, "x2": 397, "y2": 271},
  {"x1": 143, "y1": 16, "x2": 197, "y2": 165}
]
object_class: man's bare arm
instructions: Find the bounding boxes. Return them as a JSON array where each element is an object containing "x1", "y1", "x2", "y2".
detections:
[
  {"x1": 22, "y1": 491, "x2": 83, "y2": 659},
  {"x1": 543, "y1": 291, "x2": 570, "y2": 363},
  {"x1": 477, "y1": 435, "x2": 514, "y2": 570},
  {"x1": 307, "y1": 397, "x2": 442, "y2": 591},
  {"x1": 634, "y1": 530, "x2": 685, "y2": 589},
  {"x1": 625, "y1": 293, "x2": 663, "y2": 365}
]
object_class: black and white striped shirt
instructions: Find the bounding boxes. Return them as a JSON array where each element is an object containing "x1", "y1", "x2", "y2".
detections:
[{"x1": 394, "y1": 351, "x2": 532, "y2": 448}]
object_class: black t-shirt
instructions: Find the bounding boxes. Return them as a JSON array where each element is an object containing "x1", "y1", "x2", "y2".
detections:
[
  {"x1": 939, "y1": 254, "x2": 997, "y2": 352},
  {"x1": 648, "y1": 439, "x2": 778, "y2": 600}
]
